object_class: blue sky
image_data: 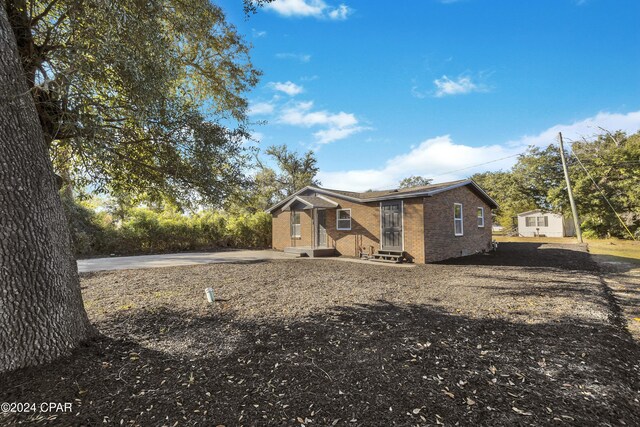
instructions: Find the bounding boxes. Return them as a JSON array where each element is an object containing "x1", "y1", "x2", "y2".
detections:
[{"x1": 217, "y1": 0, "x2": 640, "y2": 191}]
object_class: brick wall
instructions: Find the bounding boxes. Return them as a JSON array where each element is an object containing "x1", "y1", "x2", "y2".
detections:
[
  {"x1": 271, "y1": 209, "x2": 313, "y2": 250},
  {"x1": 402, "y1": 198, "x2": 425, "y2": 263},
  {"x1": 270, "y1": 186, "x2": 492, "y2": 263},
  {"x1": 423, "y1": 186, "x2": 493, "y2": 262},
  {"x1": 324, "y1": 197, "x2": 379, "y2": 258}
]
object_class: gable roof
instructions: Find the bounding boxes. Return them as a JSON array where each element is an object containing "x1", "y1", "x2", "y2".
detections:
[
  {"x1": 281, "y1": 195, "x2": 339, "y2": 211},
  {"x1": 266, "y1": 179, "x2": 499, "y2": 213}
]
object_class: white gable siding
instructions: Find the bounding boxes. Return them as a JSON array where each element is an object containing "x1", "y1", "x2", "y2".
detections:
[{"x1": 517, "y1": 211, "x2": 567, "y2": 237}]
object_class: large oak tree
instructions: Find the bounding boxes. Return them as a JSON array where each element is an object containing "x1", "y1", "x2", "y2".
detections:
[{"x1": 1, "y1": 0, "x2": 262, "y2": 372}]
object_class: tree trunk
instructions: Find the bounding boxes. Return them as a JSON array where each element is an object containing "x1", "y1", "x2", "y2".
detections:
[{"x1": 0, "y1": 5, "x2": 92, "y2": 373}]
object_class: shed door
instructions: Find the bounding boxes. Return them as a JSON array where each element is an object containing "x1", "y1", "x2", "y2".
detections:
[{"x1": 380, "y1": 201, "x2": 403, "y2": 251}]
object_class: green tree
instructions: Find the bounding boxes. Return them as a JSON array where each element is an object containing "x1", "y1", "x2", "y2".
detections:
[
  {"x1": 570, "y1": 131, "x2": 640, "y2": 238},
  {"x1": 234, "y1": 146, "x2": 320, "y2": 212},
  {"x1": 1, "y1": 0, "x2": 262, "y2": 372},
  {"x1": 398, "y1": 176, "x2": 432, "y2": 189},
  {"x1": 6, "y1": 0, "x2": 259, "y2": 206},
  {"x1": 1, "y1": 5, "x2": 92, "y2": 372},
  {"x1": 472, "y1": 171, "x2": 536, "y2": 229}
]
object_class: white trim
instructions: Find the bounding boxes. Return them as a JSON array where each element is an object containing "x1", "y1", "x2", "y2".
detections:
[
  {"x1": 266, "y1": 186, "x2": 361, "y2": 212},
  {"x1": 379, "y1": 202, "x2": 383, "y2": 251},
  {"x1": 336, "y1": 208, "x2": 352, "y2": 230},
  {"x1": 477, "y1": 207, "x2": 485, "y2": 228},
  {"x1": 401, "y1": 200, "x2": 405, "y2": 251},
  {"x1": 454, "y1": 203, "x2": 464, "y2": 236},
  {"x1": 314, "y1": 194, "x2": 339, "y2": 207},
  {"x1": 314, "y1": 208, "x2": 328, "y2": 248},
  {"x1": 290, "y1": 210, "x2": 301, "y2": 238},
  {"x1": 282, "y1": 196, "x2": 313, "y2": 211}
]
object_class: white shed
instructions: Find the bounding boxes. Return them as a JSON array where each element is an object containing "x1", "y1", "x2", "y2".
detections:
[{"x1": 516, "y1": 209, "x2": 575, "y2": 237}]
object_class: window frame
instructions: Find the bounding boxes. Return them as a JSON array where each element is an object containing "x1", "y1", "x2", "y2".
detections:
[
  {"x1": 537, "y1": 216, "x2": 549, "y2": 227},
  {"x1": 290, "y1": 210, "x2": 301, "y2": 238},
  {"x1": 525, "y1": 216, "x2": 536, "y2": 227},
  {"x1": 336, "y1": 208, "x2": 352, "y2": 231},
  {"x1": 477, "y1": 207, "x2": 485, "y2": 228},
  {"x1": 454, "y1": 203, "x2": 464, "y2": 236}
]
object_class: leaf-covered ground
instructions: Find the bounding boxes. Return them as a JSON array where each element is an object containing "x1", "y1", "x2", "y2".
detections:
[{"x1": 2, "y1": 243, "x2": 639, "y2": 426}]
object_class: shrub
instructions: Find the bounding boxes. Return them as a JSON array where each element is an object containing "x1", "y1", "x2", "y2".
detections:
[{"x1": 63, "y1": 199, "x2": 272, "y2": 257}]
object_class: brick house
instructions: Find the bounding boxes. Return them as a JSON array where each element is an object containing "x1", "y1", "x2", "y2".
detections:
[{"x1": 265, "y1": 179, "x2": 498, "y2": 263}]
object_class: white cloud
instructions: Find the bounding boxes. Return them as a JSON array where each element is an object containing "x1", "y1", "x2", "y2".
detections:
[
  {"x1": 328, "y1": 4, "x2": 350, "y2": 20},
  {"x1": 275, "y1": 52, "x2": 312, "y2": 63},
  {"x1": 248, "y1": 101, "x2": 275, "y2": 116},
  {"x1": 318, "y1": 110, "x2": 640, "y2": 191},
  {"x1": 313, "y1": 126, "x2": 365, "y2": 144},
  {"x1": 278, "y1": 101, "x2": 365, "y2": 144},
  {"x1": 411, "y1": 85, "x2": 427, "y2": 99},
  {"x1": 252, "y1": 29, "x2": 267, "y2": 38},
  {"x1": 280, "y1": 101, "x2": 356, "y2": 128},
  {"x1": 318, "y1": 135, "x2": 515, "y2": 191},
  {"x1": 507, "y1": 111, "x2": 640, "y2": 148},
  {"x1": 434, "y1": 75, "x2": 485, "y2": 97},
  {"x1": 266, "y1": 0, "x2": 352, "y2": 20},
  {"x1": 268, "y1": 81, "x2": 304, "y2": 96}
]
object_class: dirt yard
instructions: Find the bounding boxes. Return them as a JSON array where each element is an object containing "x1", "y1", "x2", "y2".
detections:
[{"x1": 2, "y1": 243, "x2": 639, "y2": 426}]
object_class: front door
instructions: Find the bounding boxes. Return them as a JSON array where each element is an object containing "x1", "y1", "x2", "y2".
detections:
[
  {"x1": 316, "y1": 209, "x2": 327, "y2": 247},
  {"x1": 381, "y1": 201, "x2": 403, "y2": 251}
]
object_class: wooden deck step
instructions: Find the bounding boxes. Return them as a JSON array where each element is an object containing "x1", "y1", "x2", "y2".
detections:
[
  {"x1": 370, "y1": 258, "x2": 402, "y2": 264},
  {"x1": 370, "y1": 250, "x2": 406, "y2": 264}
]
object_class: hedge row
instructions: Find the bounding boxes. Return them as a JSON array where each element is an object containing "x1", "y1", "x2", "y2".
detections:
[{"x1": 64, "y1": 200, "x2": 271, "y2": 257}]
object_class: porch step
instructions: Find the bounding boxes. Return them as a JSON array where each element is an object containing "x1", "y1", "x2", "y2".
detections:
[{"x1": 370, "y1": 250, "x2": 409, "y2": 264}]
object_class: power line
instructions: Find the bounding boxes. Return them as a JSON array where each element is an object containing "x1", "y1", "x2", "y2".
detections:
[
  {"x1": 430, "y1": 153, "x2": 522, "y2": 179},
  {"x1": 569, "y1": 149, "x2": 636, "y2": 241}
]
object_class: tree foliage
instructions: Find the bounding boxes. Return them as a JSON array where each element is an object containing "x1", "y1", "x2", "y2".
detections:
[
  {"x1": 238, "y1": 145, "x2": 320, "y2": 211},
  {"x1": 6, "y1": 0, "x2": 260, "y2": 206},
  {"x1": 473, "y1": 130, "x2": 640, "y2": 238},
  {"x1": 398, "y1": 176, "x2": 433, "y2": 189},
  {"x1": 63, "y1": 197, "x2": 271, "y2": 256}
]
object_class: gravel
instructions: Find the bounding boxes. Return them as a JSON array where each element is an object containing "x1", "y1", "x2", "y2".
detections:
[{"x1": 2, "y1": 242, "x2": 638, "y2": 426}]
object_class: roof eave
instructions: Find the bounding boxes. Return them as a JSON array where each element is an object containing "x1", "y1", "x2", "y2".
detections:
[
  {"x1": 265, "y1": 180, "x2": 499, "y2": 212},
  {"x1": 265, "y1": 186, "x2": 358, "y2": 213}
]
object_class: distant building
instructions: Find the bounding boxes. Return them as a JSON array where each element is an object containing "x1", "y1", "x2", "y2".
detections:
[{"x1": 516, "y1": 209, "x2": 575, "y2": 237}]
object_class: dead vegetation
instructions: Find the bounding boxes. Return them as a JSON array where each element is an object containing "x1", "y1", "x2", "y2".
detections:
[{"x1": 1, "y1": 243, "x2": 639, "y2": 426}]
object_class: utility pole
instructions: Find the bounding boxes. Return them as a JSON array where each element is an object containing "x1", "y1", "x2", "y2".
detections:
[{"x1": 558, "y1": 132, "x2": 583, "y2": 243}]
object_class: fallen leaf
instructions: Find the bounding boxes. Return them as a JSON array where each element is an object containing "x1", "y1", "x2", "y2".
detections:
[{"x1": 512, "y1": 407, "x2": 533, "y2": 416}]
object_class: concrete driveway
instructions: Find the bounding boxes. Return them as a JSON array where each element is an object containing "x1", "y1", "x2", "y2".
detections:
[{"x1": 77, "y1": 250, "x2": 297, "y2": 273}]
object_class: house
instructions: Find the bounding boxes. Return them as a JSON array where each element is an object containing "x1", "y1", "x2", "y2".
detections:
[
  {"x1": 516, "y1": 209, "x2": 576, "y2": 237},
  {"x1": 265, "y1": 179, "x2": 498, "y2": 263}
]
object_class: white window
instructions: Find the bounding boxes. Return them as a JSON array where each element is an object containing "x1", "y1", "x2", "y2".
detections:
[
  {"x1": 537, "y1": 216, "x2": 549, "y2": 227},
  {"x1": 525, "y1": 216, "x2": 536, "y2": 227},
  {"x1": 454, "y1": 203, "x2": 463, "y2": 236},
  {"x1": 337, "y1": 209, "x2": 352, "y2": 230},
  {"x1": 290, "y1": 211, "x2": 301, "y2": 238},
  {"x1": 477, "y1": 207, "x2": 485, "y2": 227}
]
